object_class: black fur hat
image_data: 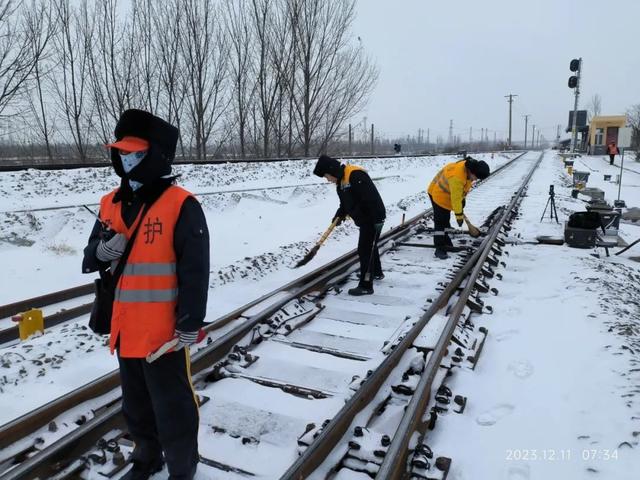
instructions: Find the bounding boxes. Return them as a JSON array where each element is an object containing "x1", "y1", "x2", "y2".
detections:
[
  {"x1": 313, "y1": 155, "x2": 343, "y2": 178},
  {"x1": 110, "y1": 109, "x2": 179, "y2": 183}
]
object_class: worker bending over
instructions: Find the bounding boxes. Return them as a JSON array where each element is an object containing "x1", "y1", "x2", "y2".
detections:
[{"x1": 428, "y1": 156, "x2": 490, "y2": 259}]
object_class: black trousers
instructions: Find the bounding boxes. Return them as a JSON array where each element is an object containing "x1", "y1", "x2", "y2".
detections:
[
  {"x1": 118, "y1": 349, "x2": 199, "y2": 478},
  {"x1": 358, "y1": 224, "x2": 382, "y2": 287},
  {"x1": 429, "y1": 195, "x2": 453, "y2": 252},
  {"x1": 609, "y1": 154, "x2": 615, "y2": 165}
]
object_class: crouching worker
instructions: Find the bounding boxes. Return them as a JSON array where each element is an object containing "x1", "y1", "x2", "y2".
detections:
[
  {"x1": 82, "y1": 109, "x2": 210, "y2": 480},
  {"x1": 427, "y1": 156, "x2": 490, "y2": 259},
  {"x1": 313, "y1": 155, "x2": 386, "y2": 296}
]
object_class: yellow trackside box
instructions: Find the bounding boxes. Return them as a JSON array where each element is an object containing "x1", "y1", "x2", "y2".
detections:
[{"x1": 12, "y1": 309, "x2": 44, "y2": 340}]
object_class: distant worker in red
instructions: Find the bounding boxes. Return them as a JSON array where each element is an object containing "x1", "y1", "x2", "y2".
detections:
[
  {"x1": 428, "y1": 157, "x2": 490, "y2": 259},
  {"x1": 82, "y1": 109, "x2": 209, "y2": 480},
  {"x1": 607, "y1": 141, "x2": 620, "y2": 165}
]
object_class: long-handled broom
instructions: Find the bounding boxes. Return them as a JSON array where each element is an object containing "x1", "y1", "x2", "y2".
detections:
[{"x1": 294, "y1": 218, "x2": 339, "y2": 268}]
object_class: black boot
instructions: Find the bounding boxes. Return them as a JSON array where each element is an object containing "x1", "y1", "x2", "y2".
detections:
[
  {"x1": 434, "y1": 249, "x2": 448, "y2": 260},
  {"x1": 348, "y1": 284, "x2": 374, "y2": 296},
  {"x1": 121, "y1": 458, "x2": 165, "y2": 480},
  {"x1": 374, "y1": 272, "x2": 385, "y2": 280}
]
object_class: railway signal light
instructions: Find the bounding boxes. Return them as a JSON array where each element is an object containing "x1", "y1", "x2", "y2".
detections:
[
  {"x1": 569, "y1": 58, "x2": 580, "y2": 72},
  {"x1": 568, "y1": 58, "x2": 582, "y2": 153}
]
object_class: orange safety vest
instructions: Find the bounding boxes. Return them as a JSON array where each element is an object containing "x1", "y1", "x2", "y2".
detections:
[
  {"x1": 427, "y1": 160, "x2": 473, "y2": 212},
  {"x1": 99, "y1": 185, "x2": 193, "y2": 358}
]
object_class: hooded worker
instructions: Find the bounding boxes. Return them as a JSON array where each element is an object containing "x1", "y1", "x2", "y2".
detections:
[
  {"x1": 427, "y1": 156, "x2": 490, "y2": 259},
  {"x1": 313, "y1": 155, "x2": 386, "y2": 295},
  {"x1": 82, "y1": 109, "x2": 209, "y2": 480}
]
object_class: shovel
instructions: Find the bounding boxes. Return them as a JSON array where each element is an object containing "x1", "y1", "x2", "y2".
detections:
[
  {"x1": 146, "y1": 328, "x2": 206, "y2": 363},
  {"x1": 463, "y1": 214, "x2": 482, "y2": 238},
  {"x1": 294, "y1": 218, "x2": 339, "y2": 268}
]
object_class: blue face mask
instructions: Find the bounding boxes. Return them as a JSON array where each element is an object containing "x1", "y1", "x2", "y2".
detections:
[{"x1": 120, "y1": 151, "x2": 147, "y2": 174}]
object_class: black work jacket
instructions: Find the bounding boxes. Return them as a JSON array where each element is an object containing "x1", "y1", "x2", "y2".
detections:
[{"x1": 335, "y1": 166, "x2": 386, "y2": 226}]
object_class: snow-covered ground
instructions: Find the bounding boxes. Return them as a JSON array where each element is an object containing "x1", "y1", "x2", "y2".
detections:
[
  {"x1": 0, "y1": 153, "x2": 514, "y2": 425},
  {"x1": 430, "y1": 152, "x2": 640, "y2": 480},
  {"x1": 1, "y1": 151, "x2": 639, "y2": 480}
]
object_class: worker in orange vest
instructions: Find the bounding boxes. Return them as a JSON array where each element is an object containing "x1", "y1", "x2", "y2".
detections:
[
  {"x1": 428, "y1": 157, "x2": 490, "y2": 259},
  {"x1": 82, "y1": 110, "x2": 209, "y2": 480},
  {"x1": 607, "y1": 141, "x2": 620, "y2": 165}
]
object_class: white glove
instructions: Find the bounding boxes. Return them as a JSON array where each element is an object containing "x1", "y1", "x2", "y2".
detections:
[
  {"x1": 96, "y1": 233, "x2": 127, "y2": 262},
  {"x1": 175, "y1": 329, "x2": 199, "y2": 350}
]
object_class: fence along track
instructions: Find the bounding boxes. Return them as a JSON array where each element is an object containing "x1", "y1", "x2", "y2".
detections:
[{"x1": 0, "y1": 153, "x2": 528, "y2": 479}]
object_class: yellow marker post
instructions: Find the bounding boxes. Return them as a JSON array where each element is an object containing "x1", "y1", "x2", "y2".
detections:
[
  {"x1": 567, "y1": 166, "x2": 573, "y2": 175},
  {"x1": 12, "y1": 309, "x2": 44, "y2": 340}
]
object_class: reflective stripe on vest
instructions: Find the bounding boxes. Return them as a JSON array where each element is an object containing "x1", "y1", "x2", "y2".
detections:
[
  {"x1": 122, "y1": 262, "x2": 177, "y2": 276},
  {"x1": 434, "y1": 170, "x2": 450, "y2": 193},
  {"x1": 115, "y1": 288, "x2": 178, "y2": 303}
]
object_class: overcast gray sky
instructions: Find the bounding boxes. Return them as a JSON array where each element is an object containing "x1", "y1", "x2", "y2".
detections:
[{"x1": 352, "y1": 0, "x2": 640, "y2": 144}]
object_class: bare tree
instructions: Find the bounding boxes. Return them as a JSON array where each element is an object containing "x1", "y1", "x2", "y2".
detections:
[
  {"x1": 151, "y1": 0, "x2": 188, "y2": 157},
  {"x1": 52, "y1": 0, "x2": 94, "y2": 162},
  {"x1": 250, "y1": 0, "x2": 288, "y2": 157},
  {"x1": 268, "y1": 0, "x2": 297, "y2": 156},
  {"x1": 132, "y1": 0, "x2": 161, "y2": 114},
  {"x1": 179, "y1": 0, "x2": 230, "y2": 160},
  {"x1": 627, "y1": 104, "x2": 640, "y2": 151},
  {"x1": 286, "y1": 0, "x2": 378, "y2": 156},
  {"x1": 0, "y1": 0, "x2": 49, "y2": 119},
  {"x1": 225, "y1": 0, "x2": 255, "y2": 158},
  {"x1": 23, "y1": 1, "x2": 56, "y2": 160},
  {"x1": 87, "y1": 0, "x2": 141, "y2": 144},
  {"x1": 588, "y1": 93, "x2": 602, "y2": 119}
]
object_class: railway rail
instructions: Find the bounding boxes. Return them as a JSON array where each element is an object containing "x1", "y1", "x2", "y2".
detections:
[{"x1": 0, "y1": 151, "x2": 536, "y2": 479}]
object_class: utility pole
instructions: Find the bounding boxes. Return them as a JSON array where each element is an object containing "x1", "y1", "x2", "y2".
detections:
[
  {"x1": 505, "y1": 93, "x2": 518, "y2": 148},
  {"x1": 370, "y1": 123, "x2": 374, "y2": 155},
  {"x1": 556, "y1": 124, "x2": 561, "y2": 142},
  {"x1": 448, "y1": 120, "x2": 453, "y2": 145},
  {"x1": 523, "y1": 114, "x2": 530, "y2": 148},
  {"x1": 537, "y1": 130, "x2": 541, "y2": 148},
  {"x1": 469, "y1": 127, "x2": 472, "y2": 143},
  {"x1": 531, "y1": 124, "x2": 536, "y2": 149},
  {"x1": 426, "y1": 128, "x2": 430, "y2": 146}
]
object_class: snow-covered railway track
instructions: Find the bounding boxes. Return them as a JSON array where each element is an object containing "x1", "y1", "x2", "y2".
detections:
[{"x1": 0, "y1": 152, "x2": 537, "y2": 479}]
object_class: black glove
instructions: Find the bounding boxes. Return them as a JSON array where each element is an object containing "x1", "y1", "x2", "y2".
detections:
[
  {"x1": 455, "y1": 213, "x2": 464, "y2": 227},
  {"x1": 333, "y1": 215, "x2": 345, "y2": 226},
  {"x1": 95, "y1": 233, "x2": 127, "y2": 262},
  {"x1": 374, "y1": 222, "x2": 384, "y2": 233}
]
